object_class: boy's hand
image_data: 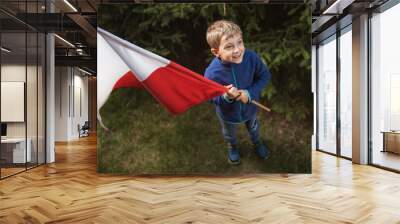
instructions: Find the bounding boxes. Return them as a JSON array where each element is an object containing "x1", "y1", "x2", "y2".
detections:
[
  {"x1": 224, "y1": 84, "x2": 239, "y2": 99},
  {"x1": 236, "y1": 90, "x2": 249, "y2": 104}
]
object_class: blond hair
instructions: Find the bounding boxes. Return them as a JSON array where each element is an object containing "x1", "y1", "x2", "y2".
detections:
[{"x1": 206, "y1": 20, "x2": 242, "y2": 49}]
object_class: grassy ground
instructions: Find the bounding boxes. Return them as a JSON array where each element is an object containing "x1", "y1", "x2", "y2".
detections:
[{"x1": 98, "y1": 89, "x2": 311, "y2": 174}]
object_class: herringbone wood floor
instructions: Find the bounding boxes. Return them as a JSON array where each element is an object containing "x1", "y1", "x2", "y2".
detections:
[{"x1": 0, "y1": 135, "x2": 400, "y2": 224}]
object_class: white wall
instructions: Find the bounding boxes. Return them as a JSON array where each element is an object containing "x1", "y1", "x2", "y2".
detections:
[
  {"x1": 55, "y1": 67, "x2": 89, "y2": 141},
  {"x1": 55, "y1": 66, "x2": 69, "y2": 141},
  {"x1": 73, "y1": 72, "x2": 89, "y2": 138}
]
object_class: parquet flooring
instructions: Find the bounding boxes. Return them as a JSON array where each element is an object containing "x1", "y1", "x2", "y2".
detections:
[
  {"x1": 0, "y1": 135, "x2": 399, "y2": 223},
  {"x1": 1, "y1": 167, "x2": 26, "y2": 178}
]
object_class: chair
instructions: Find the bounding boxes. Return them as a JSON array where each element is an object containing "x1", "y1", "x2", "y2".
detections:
[{"x1": 79, "y1": 121, "x2": 90, "y2": 138}]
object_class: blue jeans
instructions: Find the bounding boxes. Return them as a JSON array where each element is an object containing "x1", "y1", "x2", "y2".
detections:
[{"x1": 217, "y1": 114, "x2": 260, "y2": 147}]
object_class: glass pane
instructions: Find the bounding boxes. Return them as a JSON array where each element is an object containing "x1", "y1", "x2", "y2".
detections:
[
  {"x1": 340, "y1": 28, "x2": 352, "y2": 158},
  {"x1": 371, "y1": 3, "x2": 400, "y2": 171},
  {"x1": 318, "y1": 36, "x2": 337, "y2": 154},
  {"x1": 1, "y1": 30, "x2": 27, "y2": 177},
  {"x1": 27, "y1": 31, "x2": 38, "y2": 169},
  {"x1": 38, "y1": 32, "x2": 45, "y2": 165}
]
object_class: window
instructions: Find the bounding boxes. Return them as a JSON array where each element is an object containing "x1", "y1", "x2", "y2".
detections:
[
  {"x1": 371, "y1": 3, "x2": 400, "y2": 171},
  {"x1": 0, "y1": 1, "x2": 46, "y2": 179},
  {"x1": 339, "y1": 27, "x2": 352, "y2": 158},
  {"x1": 317, "y1": 35, "x2": 337, "y2": 154}
]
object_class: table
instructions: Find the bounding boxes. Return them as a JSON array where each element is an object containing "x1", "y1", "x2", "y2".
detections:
[{"x1": 1, "y1": 138, "x2": 31, "y2": 163}]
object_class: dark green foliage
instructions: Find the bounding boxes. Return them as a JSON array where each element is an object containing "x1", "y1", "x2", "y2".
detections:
[
  {"x1": 98, "y1": 4, "x2": 312, "y2": 174},
  {"x1": 98, "y1": 4, "x2": 312, "y2": 122}
]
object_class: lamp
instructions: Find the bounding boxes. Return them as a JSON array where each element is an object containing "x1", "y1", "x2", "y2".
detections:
[
  {"x1": 322, "y1": 0, "x2": 355, "y2": 15},
  {"x1": 63, "y1": 0, "x2": 78, "y2": 12},
  {"x1": 54, "y1": 34, "x2": 75, "y2": 48},
  {"x1": 1, "y1": 47, "x2": 11, "y2": 53},
  {"x1": 78, "y1": 67, "x2": 92, "y2": 76}
]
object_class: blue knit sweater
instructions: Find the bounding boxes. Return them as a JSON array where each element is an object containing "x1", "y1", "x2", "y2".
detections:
[{"x1": 204, "y1": 49, "x2": 271, "y2": 123}]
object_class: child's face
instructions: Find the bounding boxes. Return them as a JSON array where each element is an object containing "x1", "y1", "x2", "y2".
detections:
[{"x1": 212, "y1": 34, "x2": 245, "y2": 64}]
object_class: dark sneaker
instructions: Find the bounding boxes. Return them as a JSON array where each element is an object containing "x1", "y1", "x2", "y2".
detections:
[
  {"x1": 228, "y1": 147, "x2": 240, "y2": 164},
  {"x1": 255, "y1": 143, "x2": 269, "y2": 159}
]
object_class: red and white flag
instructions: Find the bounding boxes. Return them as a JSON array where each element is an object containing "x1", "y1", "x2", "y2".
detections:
[{"x1": 97, "y1": 28, "x2": 227, "y2": 129}]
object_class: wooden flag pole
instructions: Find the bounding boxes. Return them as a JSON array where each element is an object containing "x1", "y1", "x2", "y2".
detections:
[
  {"x1": 232, "y1": 92, "x2": 271, "y2": 112},
  {"x1": 251, "y1": 100, "x2": 271, "y2": 112}
]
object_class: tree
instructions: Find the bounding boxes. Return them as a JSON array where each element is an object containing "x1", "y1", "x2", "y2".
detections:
[{"x1": 98, "y1": 3, "x2": 312, "y2": 122}]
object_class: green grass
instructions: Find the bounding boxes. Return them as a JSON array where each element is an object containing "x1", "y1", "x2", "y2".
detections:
[{"x1": 98, "y1": 89, "x2": 311, "y2": 174}]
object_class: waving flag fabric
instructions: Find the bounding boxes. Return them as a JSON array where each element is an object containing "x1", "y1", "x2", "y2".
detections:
[{"x1": 97, "y1": 28, "x2": 227, "y2": 128}]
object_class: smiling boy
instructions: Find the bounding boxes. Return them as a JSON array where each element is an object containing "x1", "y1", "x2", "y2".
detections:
[{"x1": 204, "y1": 20, "x2": 272, "y2": 164}]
